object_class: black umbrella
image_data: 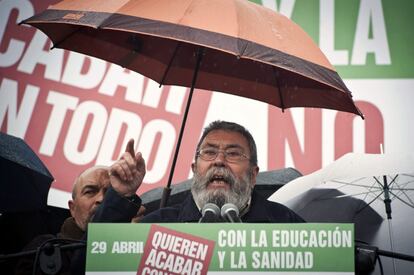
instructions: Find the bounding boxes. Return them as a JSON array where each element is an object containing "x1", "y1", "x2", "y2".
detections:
[
  {"x1": 280, "y1": 187, "x2": 383, "y2": 243},
  {"x1": 0, "y1": 132, "x2": 54, "y2": 213}
]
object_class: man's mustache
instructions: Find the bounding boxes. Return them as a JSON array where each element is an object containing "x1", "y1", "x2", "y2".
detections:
[{"x1": 204, "y1": 167, "x2": 236, "y2": 187}]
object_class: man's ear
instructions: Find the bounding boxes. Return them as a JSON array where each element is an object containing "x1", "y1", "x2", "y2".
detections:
[
  {"x1": 191, "y1": 162, "x2": 196, "y2": 173},
  {"x1": 68, "y1": 200, "x2": 75, "y2": 216},
  {"x1": 250, "y1": 166, "x2": 259, "y2": 186}
]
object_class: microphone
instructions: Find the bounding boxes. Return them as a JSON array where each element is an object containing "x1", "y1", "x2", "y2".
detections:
[
  {"x1": 221, "y1": 203, "x2": 242, "y2": 223},
  {"x1": 199, "y1": 203, "x2": 221, "y2": 223}
]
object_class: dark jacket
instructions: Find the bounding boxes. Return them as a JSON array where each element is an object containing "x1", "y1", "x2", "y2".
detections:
[
  {"x1": 93, "y1": 186, "x2": 304, "y2": 223},
  {"x1": 142, "y1": 189, "x2": 304, "y2": 223}
]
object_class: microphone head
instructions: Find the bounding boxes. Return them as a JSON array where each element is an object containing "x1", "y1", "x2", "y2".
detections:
[
  {"x1": 202, "y1": 203, "x2": 220, "y2": 216},
  {"x1": 221, "y1": 203, "x2": 239, "y2": 217}
]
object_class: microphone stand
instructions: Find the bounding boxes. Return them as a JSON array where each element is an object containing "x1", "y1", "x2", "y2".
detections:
[
  {"x1": 356, "y1": 243, "x2": 414, "y2": 262},
  {"x1": 355, "y1": 242, "x2": 414, "y2": 275},
  {"x1": 0, "y1": 243, "x2": 85, "y2": 260}
]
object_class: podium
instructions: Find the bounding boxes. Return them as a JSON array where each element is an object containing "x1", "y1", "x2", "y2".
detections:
[{"x1": 86, "y1": 223, "x2": 355, "y2": 274}]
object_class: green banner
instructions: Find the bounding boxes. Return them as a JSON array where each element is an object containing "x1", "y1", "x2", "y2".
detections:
[
  {"x1": 86, "y1": 223, "x2": 354, "y2": 274},
  {"x1": 250, "y1": 0, "x2": 414, "y2": 78}
]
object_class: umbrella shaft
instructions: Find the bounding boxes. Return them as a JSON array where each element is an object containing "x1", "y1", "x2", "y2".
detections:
[
  {"x1": 161, "y1": 47, "x2": 204, "y2": 208},
  {"x1": 384, "y1": 198, "x2": 392, "y2": 219},
  {"x1": 382, "y1": 175, "x2": 392, "y2": 219},
  {"x1": 378, "y1": 249, "x2": 414, "y2": 262}
]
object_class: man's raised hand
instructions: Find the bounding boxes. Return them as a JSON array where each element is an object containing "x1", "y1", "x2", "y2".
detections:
[{"x1": 109, "y1": 139, "x2": 146, "y2": 197}]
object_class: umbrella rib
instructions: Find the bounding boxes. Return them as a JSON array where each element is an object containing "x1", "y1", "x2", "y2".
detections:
[
  {"x1": 272, "y1": 67, "x2": 285, "y2": 111},
  {"x1": 391, "y1": 188, "x2": 414, "y2": 191},
  {"x1": 386, "y1": 176, "x2": 414, "y2": 207},
  {"x1": 389, "y1": 188, "x2": 414, "y2": 208},
  {"x1": 359, "y1": 177, "x2": 380, "y2": 205},
  {"x1": 389, "y1": 179, "x2": 413, "y2": 197},
  {"x1": 50, "y1": 26, "x2": 82, "y2": 50},
  {"x1": 374, "y1": 176, "x2": 385, "y2": 189},
  {"x1": 331, "y1": 179, "x2": 383, "y2": 190},
  {"x1": 233, "y1": 0, "x2": 247, "y2": 57},
  {"x1": 330, "y1": 190, "x2": 383, "y2": 199},
  {"x1": 332, "y1": 178, "x2": 383, "y2": 202},
  {"x1": 392, "y1": 178, "x2": 414, "y2": 190},
  {"x1": 159, "y1": 42, "x2": 181, "y2": 87},
  {"x1": 389, "y1": 190, "x2": 414, "y2": 208},
  {"x1": 355, "y1": 191, "x2": 384, "y2": 215},
  {"x1": 386, "y1": 175, "x2": 399, "y2": 188}
]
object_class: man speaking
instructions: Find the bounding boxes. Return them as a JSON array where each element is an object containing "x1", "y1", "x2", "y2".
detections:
[{"x1": 93, "y1": 120, "x2": 303, "y2": 223}]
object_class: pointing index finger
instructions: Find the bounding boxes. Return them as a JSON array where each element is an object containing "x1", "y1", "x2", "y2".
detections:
[{"x1": 126, "y1": 138, "x2": 135, "y2": 157}]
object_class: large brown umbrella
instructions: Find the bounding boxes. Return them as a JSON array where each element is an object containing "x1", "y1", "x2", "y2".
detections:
[{"x1": 22, "y1": 0, "x2": 363, "y2": 206}]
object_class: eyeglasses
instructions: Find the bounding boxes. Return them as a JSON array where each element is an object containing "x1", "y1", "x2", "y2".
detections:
[{"x1": 197, "y1": 147, "x2": 249, "y2": 163}]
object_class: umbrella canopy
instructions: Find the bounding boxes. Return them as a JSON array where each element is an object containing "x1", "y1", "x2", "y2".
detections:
[
  {"x1": 269, "y1": 152, "x2": 414, "y2": 275},
  {"x1": 0, "y1": 132, "x2": 54, "y2": 213},
  {"x1": 22, "y1": 0, "x2": 362, "y2": 116}
]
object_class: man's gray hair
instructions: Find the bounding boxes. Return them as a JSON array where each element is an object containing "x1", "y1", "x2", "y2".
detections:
[{"x1": 195, "y1": 120, "x2": 258, "y2": 166}]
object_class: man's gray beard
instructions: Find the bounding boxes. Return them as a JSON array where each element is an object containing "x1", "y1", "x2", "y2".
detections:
[{"x1": 191, "y1": 166, "x2": 253, "y2": 211}]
